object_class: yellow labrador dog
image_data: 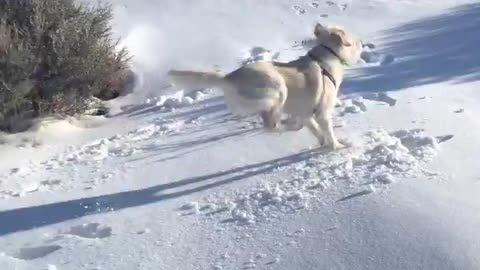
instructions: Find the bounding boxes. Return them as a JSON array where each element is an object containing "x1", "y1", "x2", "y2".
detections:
[{"x1": 168, "y1": 24, "x2": 363, "y2": 150}]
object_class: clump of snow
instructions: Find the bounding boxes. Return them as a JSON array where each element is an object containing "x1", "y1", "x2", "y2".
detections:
[
  {"x1": 136, "y1": 228, "x2": 150, "y2": 235},
  {"x1": 377, "y1": 173, "x2": 395, "y2": 184},
  {"x1": 391, "y1": 129, "x2": 439, "y2": 160},
  {"x1": 67, "y1": 115, "x2": 109, "y2": 129},
  {"x1": 340, "y1": 97, "x2": 369, "y2": 115},
  {"x1": 352, "y1": 97, "x2": 368, "y2": 112},
  {"x1": 144, "y1": 88, "x2": 213, "y2": 111},
  {"x1": 343, "y1": 104, "x2": 362, "y2": 114},
  {"x1": 360, "y1": 43, "x2": 395, "y2": 66},
  {"x1": 191, "y1": 90, "x2": 208, "y2": 101},
  {"x1": 360, "y1": 50, "x2": 382, "y2": 64},
  {"x1": 153, "y1": 118, "x2": 186, "y2": 134},
  {"x1": 129, "y1": 124, "x2": 160, "y2": 142},
  {"x1": 241, "y1": 46, "x2": 279, "y2": 65},
  {"x1": 65, "y1": 223, "x2": 112, "y2": 239},
  {"x1": 361, "y1": 92, "x2": 397, "y2": 106}
]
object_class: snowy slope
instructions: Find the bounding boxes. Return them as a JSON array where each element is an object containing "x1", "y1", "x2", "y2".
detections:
[{"x1": 1, "y1": 0, "x2": 480, "y2": 269}]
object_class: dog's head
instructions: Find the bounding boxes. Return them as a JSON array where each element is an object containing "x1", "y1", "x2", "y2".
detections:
[{"x1": 311, "y1": 23, "x2": 363, "y2": 66}]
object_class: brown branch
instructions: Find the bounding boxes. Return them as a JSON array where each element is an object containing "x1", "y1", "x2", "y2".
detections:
[{"x1": 0, "y1": 80, "x2": 13, "y2": 93}]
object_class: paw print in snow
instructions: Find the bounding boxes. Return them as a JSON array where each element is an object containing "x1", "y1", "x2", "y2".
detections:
[{"x1": 292, "y1": 5, "x2": 307, "y2": 15}]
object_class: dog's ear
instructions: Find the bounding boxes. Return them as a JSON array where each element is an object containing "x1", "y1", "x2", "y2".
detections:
[
  {"x1": 314, "y1": 23, "x2": 330, "y2": 40},
  {"x1": 330, "y1": 28, "x2": 352, "y2": 47}
]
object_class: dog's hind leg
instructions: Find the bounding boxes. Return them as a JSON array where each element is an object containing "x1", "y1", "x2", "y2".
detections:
[
  {"x1": 260, "y1": 110, "x2": 277, "y2": 130},
  {"x1": 260, "y1": 85, "x2": 288, "y2": 132}
]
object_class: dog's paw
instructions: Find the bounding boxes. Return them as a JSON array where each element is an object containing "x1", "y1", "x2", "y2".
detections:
[
  {"x1": 332, "y1": 143, "x2": 346, "y2": 151},
  {"x1": 325, "y1": 141, "x2": 346, "y2": 151},
  {"x1": 318, "y1": 137, "x2": 326, "y2": 146},
  {"x1": 270, "y1": 127, "x2": 283, "y2": 133},
  {"x1": 263, "y1": 122, "x2": 282, "y2": 133}
]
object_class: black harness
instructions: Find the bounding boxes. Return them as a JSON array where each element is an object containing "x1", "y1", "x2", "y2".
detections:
[
  {"x1": 307, "y1": 45, "x2": 344, "y2": 88},
  {"x1": 308, "y1": 46, "x2": 345, "y2": 115}
]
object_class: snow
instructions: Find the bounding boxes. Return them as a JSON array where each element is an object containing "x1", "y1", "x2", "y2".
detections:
[
  {"x1": 2, "y1": 0, "x2": 480, "y2": 269},
  {"x1": 180, "y1": 128, "x2": 447, "y2": 225}
]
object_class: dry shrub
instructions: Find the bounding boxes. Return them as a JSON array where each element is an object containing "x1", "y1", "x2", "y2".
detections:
[{"x1": 0, "y1": 0, "x2": 130, "y2": 132}]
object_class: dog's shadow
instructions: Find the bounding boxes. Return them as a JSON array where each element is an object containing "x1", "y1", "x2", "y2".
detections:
[
  {"x1": 344, "y1": 3, "x2": 480, "y2": 94},
  {"x1": 124, "y1": 97, "x2": 262, "y2": 164},
  {"x1": 0, "y1": 149, "x2": 320, "y2": 236},
  {"x1": 131, "y1": 126, "x2": 261, "y2": 163}
]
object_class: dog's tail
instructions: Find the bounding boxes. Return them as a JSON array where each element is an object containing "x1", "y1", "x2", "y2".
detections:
[{"x1": 167, "y1": 69, "x2": 228, "y2": 91}]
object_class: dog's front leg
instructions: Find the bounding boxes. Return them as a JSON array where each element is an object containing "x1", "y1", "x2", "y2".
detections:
[
  {"x1": 316, "y1": 112, "x2": 344, "y2": 150},
  {"x1": 305, "y1": 117, "x2": 325, "y2": 145}
]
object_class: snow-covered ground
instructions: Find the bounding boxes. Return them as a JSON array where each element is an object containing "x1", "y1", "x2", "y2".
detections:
[{"x1": 1, "y1": 0, "x2": 480, "y2": 269}]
